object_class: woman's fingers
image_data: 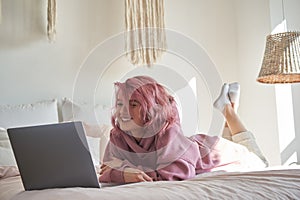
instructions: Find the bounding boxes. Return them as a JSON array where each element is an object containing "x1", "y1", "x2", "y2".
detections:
[
  {"x1": 100, "y1": 164, "x2": 109, "y2": 175},
  {"x1": 140, "y1": 172, "x2": 153, "y2": 182},
  {"x1": 124, "y1": 169, "x2": 153, "y2": 183}
]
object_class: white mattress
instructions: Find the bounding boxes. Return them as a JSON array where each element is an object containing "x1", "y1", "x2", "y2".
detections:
[{"x1": 1, "y1": 166, "x2": 300, "y2": 200}]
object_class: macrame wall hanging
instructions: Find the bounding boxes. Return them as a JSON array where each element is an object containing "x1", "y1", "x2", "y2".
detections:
[
  {"x1": 47, "y1": 0, "x2": 56, "y2": 42},
  {"x1": 125, "y1": 0, "x2": 167, "y2": 66},
  {"x1": 0, "y1": 0, "x2": 2, "y2": 24},
  {"x1": 0, "y1": 0, "x2": 55, "y2": 40}
]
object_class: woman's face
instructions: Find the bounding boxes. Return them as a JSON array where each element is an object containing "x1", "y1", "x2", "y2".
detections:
[{"x1": 116, "y1": 93, "x2": 144, "y2": 134}]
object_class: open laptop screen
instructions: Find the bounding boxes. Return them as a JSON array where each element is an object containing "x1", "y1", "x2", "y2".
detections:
[{"x1": 7, "y1": 121, "x2": 100, "y2": 190}]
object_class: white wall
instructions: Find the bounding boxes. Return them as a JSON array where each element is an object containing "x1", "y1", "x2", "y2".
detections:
[
  {"x1": 0, "y1": 0, "x2": 116, "y2": 105},
  {"x1": 1, "y1": 0, "x2": 295, "y2": 166},
  {"x1": 287, "y1": 0, "x2": 300, "y2": 165},
  {"x1": 0, "y1": 0, "x2": 238, "y2": 131},
  {"x1": 234, "y1": 0, "x2": 281, "y2": 165},
  {"x1": 269, "y1": 0, "x2": 300, "y2": 165},
  {"x1": 234, "y1": 0, "x2": 300, "y2": 166}
]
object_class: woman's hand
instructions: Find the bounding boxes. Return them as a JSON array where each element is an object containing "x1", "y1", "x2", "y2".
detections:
[
  {"x1": 99, "y1": 163, "x2": 153, "y2": 183},
  {"x1": 99, "y1": 158, "x2": 124, "y2": 175},
  {"x1": 99, "y1": 164, "x2": 110, "y2": 175},
  {"x1": 123, "y1": 168, "x2": 153, "y2": 183}
]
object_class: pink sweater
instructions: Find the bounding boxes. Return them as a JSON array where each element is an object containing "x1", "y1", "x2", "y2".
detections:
[{"x1": 99, "y1": 123, "x2": 258, "y2": 183}]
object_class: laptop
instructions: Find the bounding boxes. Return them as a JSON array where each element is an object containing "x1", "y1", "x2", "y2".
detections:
[{"x1": 7, "y1": 121, "x2": 101, "y2": 190}]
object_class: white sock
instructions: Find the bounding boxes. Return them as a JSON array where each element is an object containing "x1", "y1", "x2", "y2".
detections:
[
  {"x1": 213, "y1": 83, "x2": 231, "y2": 113},
  {"x1": 228, "y1": 82, "x2": 240, "y2": 112}
]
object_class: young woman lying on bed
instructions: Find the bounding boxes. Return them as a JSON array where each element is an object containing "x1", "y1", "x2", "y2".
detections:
[{"x1": 99, "y1": 76, "x2": 268, "y2": 183}]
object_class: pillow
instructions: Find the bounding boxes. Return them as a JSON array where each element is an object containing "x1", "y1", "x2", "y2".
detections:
[
  {"x1": 0, "y1": 99, "x2": 59, "y2": 129},
  {"x1": 61, "y1": 98, "x2": 111, "y2": 127},
  {"x1": 61, "y1": 98, "x2": 112, "y2": 164},
  {"x1": 83, "y1": 123, "x2": 110, "y2": 164},
  {"x1": 86, "y1": 136, "x2": 100, "y2": 165},
  {"x1": 0, "y1": 128, "x2": 16, "y2": 166},
  {"x1": 0, "y1": 99, "x2": 59, "y2": 166}
]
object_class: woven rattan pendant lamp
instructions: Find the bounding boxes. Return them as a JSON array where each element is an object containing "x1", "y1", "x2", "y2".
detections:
[{"x1": 257, "y1": 0, "x2": 300, "y2": 84}]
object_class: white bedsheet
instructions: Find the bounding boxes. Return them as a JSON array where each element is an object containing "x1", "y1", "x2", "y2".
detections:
[{"x1": 1, "y1": 166, "x2": 299, "y2": 200}]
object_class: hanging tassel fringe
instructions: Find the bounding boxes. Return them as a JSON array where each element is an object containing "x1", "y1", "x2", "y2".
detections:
[
  {"x1": 47, "y1": 0, "x2": 56, "y2": 42},
  {"x1": 125, "y1": 0, "x2": 167, "y2": 66},
  {"x1": 0, "y1": 0, "x2": 2, "y2": 24}
]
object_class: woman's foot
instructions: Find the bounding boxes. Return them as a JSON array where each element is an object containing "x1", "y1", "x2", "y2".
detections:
[
  {"x1": 228, "y1": 82, "x2": 240, "y2": 112},
  {"x1": 213, "y1": 83, "x2": 231, "y2": 113}
]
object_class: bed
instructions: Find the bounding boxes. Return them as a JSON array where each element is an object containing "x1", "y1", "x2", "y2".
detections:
[
  {"x1": 1, "y1": 165, "x2": 300, "y2": 200},
  {"x1": 1, "y1": 99, "x2": 300, "y2": 200}
]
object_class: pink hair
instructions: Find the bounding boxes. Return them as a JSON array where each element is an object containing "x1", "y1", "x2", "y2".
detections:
[{"x1": 112, "y1": 76, "x2": 180, "y2": 134}]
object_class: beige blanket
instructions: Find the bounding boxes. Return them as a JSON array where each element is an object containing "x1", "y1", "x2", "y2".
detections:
[{"x1": 1, "y1": 166, "x2": 299, "y2": 200}]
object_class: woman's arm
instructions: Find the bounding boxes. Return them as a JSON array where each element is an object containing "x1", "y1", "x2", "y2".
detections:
[
  {"x1": 99, "y1": 159, "x2": 153, "y2": 183},
  {"x1": 146, "y1": 159, "x2": 196, "y2": 181},
  {"x1": 99, "y1": 131, "x2": 154, "y2": 183}
]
